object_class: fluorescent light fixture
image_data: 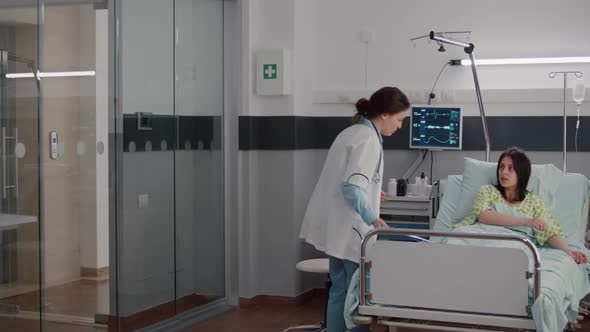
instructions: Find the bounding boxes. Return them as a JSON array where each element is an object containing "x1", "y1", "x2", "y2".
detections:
[
  {"x1": 4, "y1": 70, "x2": 96, "y2": 79},
  {"x1": 453, "y1": 56, "x2": 590, "y2": 66},
  {"x1": 4, "y1": 72, "x2": 34, "y2": 78}
]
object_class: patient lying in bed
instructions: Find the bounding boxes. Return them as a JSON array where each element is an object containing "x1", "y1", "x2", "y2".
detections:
[{"x1": 455, "y1": 147, "x2": 587, "y2": 264}]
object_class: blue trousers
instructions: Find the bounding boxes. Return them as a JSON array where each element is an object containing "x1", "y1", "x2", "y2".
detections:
[{"x1": 328, "y1": 256, "x2": 370, "y2": 332}]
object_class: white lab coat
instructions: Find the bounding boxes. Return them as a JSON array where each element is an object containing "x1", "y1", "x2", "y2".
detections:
[{"x1": 299, "y1": 122, "x2": 383, "y2": 263}]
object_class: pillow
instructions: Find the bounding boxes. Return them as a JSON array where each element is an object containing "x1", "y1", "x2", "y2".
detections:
[
  {"x1": 550, "y1": 174, "x2": 590, "y2": 246},
  {"x1": 432, "y1": 175, "x2": 463, "y2": 233},
  {"x1": 451, "y1": 158, "x2": 496, "y2": 224},
  {"x1": 452, "y1": 157, "x2": 565, "y2": 225}
]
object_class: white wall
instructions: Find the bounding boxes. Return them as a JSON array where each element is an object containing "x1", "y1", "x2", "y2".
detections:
[
  {"x1": 80, "y1": 7, "x2": 109, "y2": 272},
  {"x1": 309, "y1": 0, "x2": 590, "y2": 117},
  {"x1": 238, "y1": 0, "x2": 590, "y2": 299},
  {"x1": 79, "y1": 4, "x2": 97, "y2": 271},
  {"x1": 314, "y1": 0, "x2": 590, "y2": 93},
  {"x1": 95, "y1": 8, "x2": 109, "y2": 269},
  {"x1": 245, "y1": 0, "x2": 295, "y2": 117}
]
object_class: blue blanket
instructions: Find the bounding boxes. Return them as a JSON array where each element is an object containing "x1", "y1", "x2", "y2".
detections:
[{"x1": 447, "y1": 223, "x2": 590, "y2": 332}]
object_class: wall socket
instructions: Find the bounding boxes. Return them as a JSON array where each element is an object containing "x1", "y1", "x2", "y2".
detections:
[
  {"x1": 359, "y1": 29, "x2": 376, "y2": 43},
  {"x1": 138, "y1": 194, "x2": 149, "y2": 209}
]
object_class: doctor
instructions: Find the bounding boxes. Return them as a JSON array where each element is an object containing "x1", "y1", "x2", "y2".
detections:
[{"x1": 300, "y1": 86, "x2": 409, "y2": 332}]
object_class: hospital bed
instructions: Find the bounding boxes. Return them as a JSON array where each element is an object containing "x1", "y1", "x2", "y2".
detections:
[{"x1": 352, "y1": 170, "x2": 590, "y2": 332}]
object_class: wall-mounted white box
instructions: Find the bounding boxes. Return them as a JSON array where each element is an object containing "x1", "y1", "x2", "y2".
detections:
[
  {"x1": 138, "y1": 194, "x2": 149, "y2": 209},
  {"x1": 256, "y1": 48, "x2": 291, "y2": 95}
]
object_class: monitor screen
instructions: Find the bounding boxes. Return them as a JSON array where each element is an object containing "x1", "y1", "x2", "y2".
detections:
[{"x1": 409, "y1": 106, "x2": 462, "y2": 150}]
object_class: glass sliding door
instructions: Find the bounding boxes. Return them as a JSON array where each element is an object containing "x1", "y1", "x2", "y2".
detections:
[
  {"x1": 0, "y1": 1, "x2": 41, "y2": 331},
  {"x1": 0, "y1": 1, "x2": 111, "y2": 330},
  {"x1": 114, "y1": 0, "x2": 225, "y2": 329},
  {"x1": 115, "y1": 0, "x2": 176, "y2": 329},
  {"x1": 174, "y1": 0, "x2": 225, "y2": 313},
  {"x1": 37, "y1": 0, "x2": 110, "y2": 330},
  {"x1": 0, "y1": 0, "x2": 227, "y2": 330}
]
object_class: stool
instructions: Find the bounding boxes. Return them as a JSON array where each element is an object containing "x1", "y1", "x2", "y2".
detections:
[{"x1": 282, "y1": 258, "x2": 330, "y2": 332}]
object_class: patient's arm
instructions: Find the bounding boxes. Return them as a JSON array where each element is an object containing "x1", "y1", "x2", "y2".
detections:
[
  {"x1": 548, "y1": 235, "x2": 588, "y2": 264},
  {"x1": 477, "y1": 211, "x2": 537, "y2": 228}
]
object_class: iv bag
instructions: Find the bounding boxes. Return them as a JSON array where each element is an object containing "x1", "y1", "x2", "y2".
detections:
[{"x1": 573, "y1": 77, "x2": 585, "y2": 104}]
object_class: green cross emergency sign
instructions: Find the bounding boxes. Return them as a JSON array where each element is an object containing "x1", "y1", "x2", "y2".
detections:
[{"x1": 263, "y1": 64, "x2": 277, "y2": 79}]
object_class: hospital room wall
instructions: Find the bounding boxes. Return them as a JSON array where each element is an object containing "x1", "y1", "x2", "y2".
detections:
[
  {"x1": 245, "y1": 0, "x2": 590, "y2": 119},
  {"x1": 309, "y1": 0, "x2": 590, "y2": 100},
  {"x1": 237, "y1": 0, "x2": 326, "y2": 299},
  {"x1": 239, "y1": 150, "x2": 590, "y2": 297},
  {"x1": 237, "y1": 0, "x2": 590, "y2": 298}
]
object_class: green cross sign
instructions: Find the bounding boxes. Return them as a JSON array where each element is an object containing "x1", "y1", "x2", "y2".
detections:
[{"x1": 263, "y1": 64, "x2": 277, "y2": 79}]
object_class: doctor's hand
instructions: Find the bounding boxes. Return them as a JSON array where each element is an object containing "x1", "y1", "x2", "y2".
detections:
[
  {"x1": 372, "y1": 218, "x2": 389, "y2": 229},
  {"x1": 528, "y1": 218, "x2": 546, "y2": 231},
  {"x1": 380, "y1": 191, "x2": 388, "y2": 202}
]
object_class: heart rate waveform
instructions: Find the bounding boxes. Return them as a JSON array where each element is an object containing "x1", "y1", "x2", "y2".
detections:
[
  {"x1": 425, "y1": 136, "x2": 451, "y2": 144},
  {"x1": 410, "y1": 107, "x2": 462, "y2": 150}
]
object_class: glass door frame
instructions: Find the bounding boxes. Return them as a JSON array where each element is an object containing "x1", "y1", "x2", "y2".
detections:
[{"x1": 108, "y1": 0, "x2": 238, "y2": 329}]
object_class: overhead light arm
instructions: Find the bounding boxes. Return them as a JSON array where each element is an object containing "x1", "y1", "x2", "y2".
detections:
[
  {"x1": 429, "y1": 31, "x2": 474, "y2": 53},
  {"x1": 428, "y1": 31, "x2": 491, "y2": 162}
]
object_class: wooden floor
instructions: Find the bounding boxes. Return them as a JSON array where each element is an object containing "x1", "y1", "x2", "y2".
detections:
[
  {"x1": 4, "y1": 285, "x2": 590, "y2": 331},
  {"x1": 1, "y1": 279, "x2": 109, "y2": 318},
  {"x1": 185, "y1": 293, "x2": 590, "y2": 332},
  {"x1": 0, "y1": 317, "x2": 107, "y2": 332}
]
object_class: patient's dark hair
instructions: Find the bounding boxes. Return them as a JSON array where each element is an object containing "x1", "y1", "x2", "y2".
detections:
[
  {"x1": 353, "y1": 87, "x2": 410, "y2": 124},
  {"x1": 495, "y1": 147, "x2": 531, "y2": 202}
]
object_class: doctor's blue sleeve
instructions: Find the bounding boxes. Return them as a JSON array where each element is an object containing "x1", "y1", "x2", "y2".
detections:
[{"x1": 341, "y1": 182, "x2": 378, "y2": 226}]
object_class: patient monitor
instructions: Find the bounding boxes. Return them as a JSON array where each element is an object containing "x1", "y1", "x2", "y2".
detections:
[{"x1": 409, "y1": 106, "x2": 462, "y2": 150}]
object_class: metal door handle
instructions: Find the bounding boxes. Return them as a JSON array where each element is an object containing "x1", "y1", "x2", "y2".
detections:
[
  {"x1": 2, "y1": 127, "x2": 18, "y2": 200},
  {"x1": 14, "y1": 128, "x2": 17, "y2": 199},
  {"x1": 2, "y1": 127, "x2": 6, "y2": 199}
]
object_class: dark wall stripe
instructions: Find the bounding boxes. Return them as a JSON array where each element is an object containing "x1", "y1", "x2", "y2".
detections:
[
  {"x1": 239, "y1": 116, "x2": 590, "y2": 152},
  {"x1": 178, "y1": 115, "x2": 215, "y2": 150},
  {"x1": 123, "y1": 114, "x2": 221, "y2": 152}
]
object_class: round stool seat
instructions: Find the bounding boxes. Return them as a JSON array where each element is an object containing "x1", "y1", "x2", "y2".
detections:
[{"x1": 296, "y1": 258, "x2": 329, "y2": 274}]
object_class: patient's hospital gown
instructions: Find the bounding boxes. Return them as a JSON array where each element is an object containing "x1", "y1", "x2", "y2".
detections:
[{"x1": 455, "y1": 184, "x2": 562, "y2": 245}]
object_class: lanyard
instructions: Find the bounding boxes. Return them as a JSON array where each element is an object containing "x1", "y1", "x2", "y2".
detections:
[{"x1": 368, "y1": 120, "x2": 383, "y2": 183}]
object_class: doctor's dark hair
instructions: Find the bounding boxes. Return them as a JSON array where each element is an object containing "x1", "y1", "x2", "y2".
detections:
[
  {"x1": 353, "y1": 86, "x2": 410, "y2": 124},
  {"x1": 495, "y1": 147, "x2": 531, "y2": 202}
]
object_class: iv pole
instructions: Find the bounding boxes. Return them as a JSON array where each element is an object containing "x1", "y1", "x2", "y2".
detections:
[{"x1": 549, "y1": 71, "x2": 583, "y2": 173}]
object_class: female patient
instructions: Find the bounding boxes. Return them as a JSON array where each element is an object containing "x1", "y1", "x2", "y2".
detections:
[{"x1": 457, "y1": 147, "x2": 588, "y2": 264}]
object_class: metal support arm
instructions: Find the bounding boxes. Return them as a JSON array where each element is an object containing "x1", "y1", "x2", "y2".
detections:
[{"x1": 429, "y1": 31, "x2": 491, "y2": 162}]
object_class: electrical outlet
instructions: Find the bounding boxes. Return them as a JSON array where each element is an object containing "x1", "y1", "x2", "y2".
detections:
[
  {"x1": 359, "y1": 29, "x2": 376, "y2": 43},
  {"x1": 138, "y1": 194, "x2": 149, "y2": 209}
]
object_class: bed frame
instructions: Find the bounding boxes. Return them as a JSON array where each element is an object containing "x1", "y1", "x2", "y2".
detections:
[{"x1": 355, "y1": 228, "x2": 545, "y2": 332}]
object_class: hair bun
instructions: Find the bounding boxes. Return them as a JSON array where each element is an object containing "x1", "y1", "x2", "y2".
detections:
[{"x1": 355, "y1": 98, "x2": 371, "y2": 115}]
